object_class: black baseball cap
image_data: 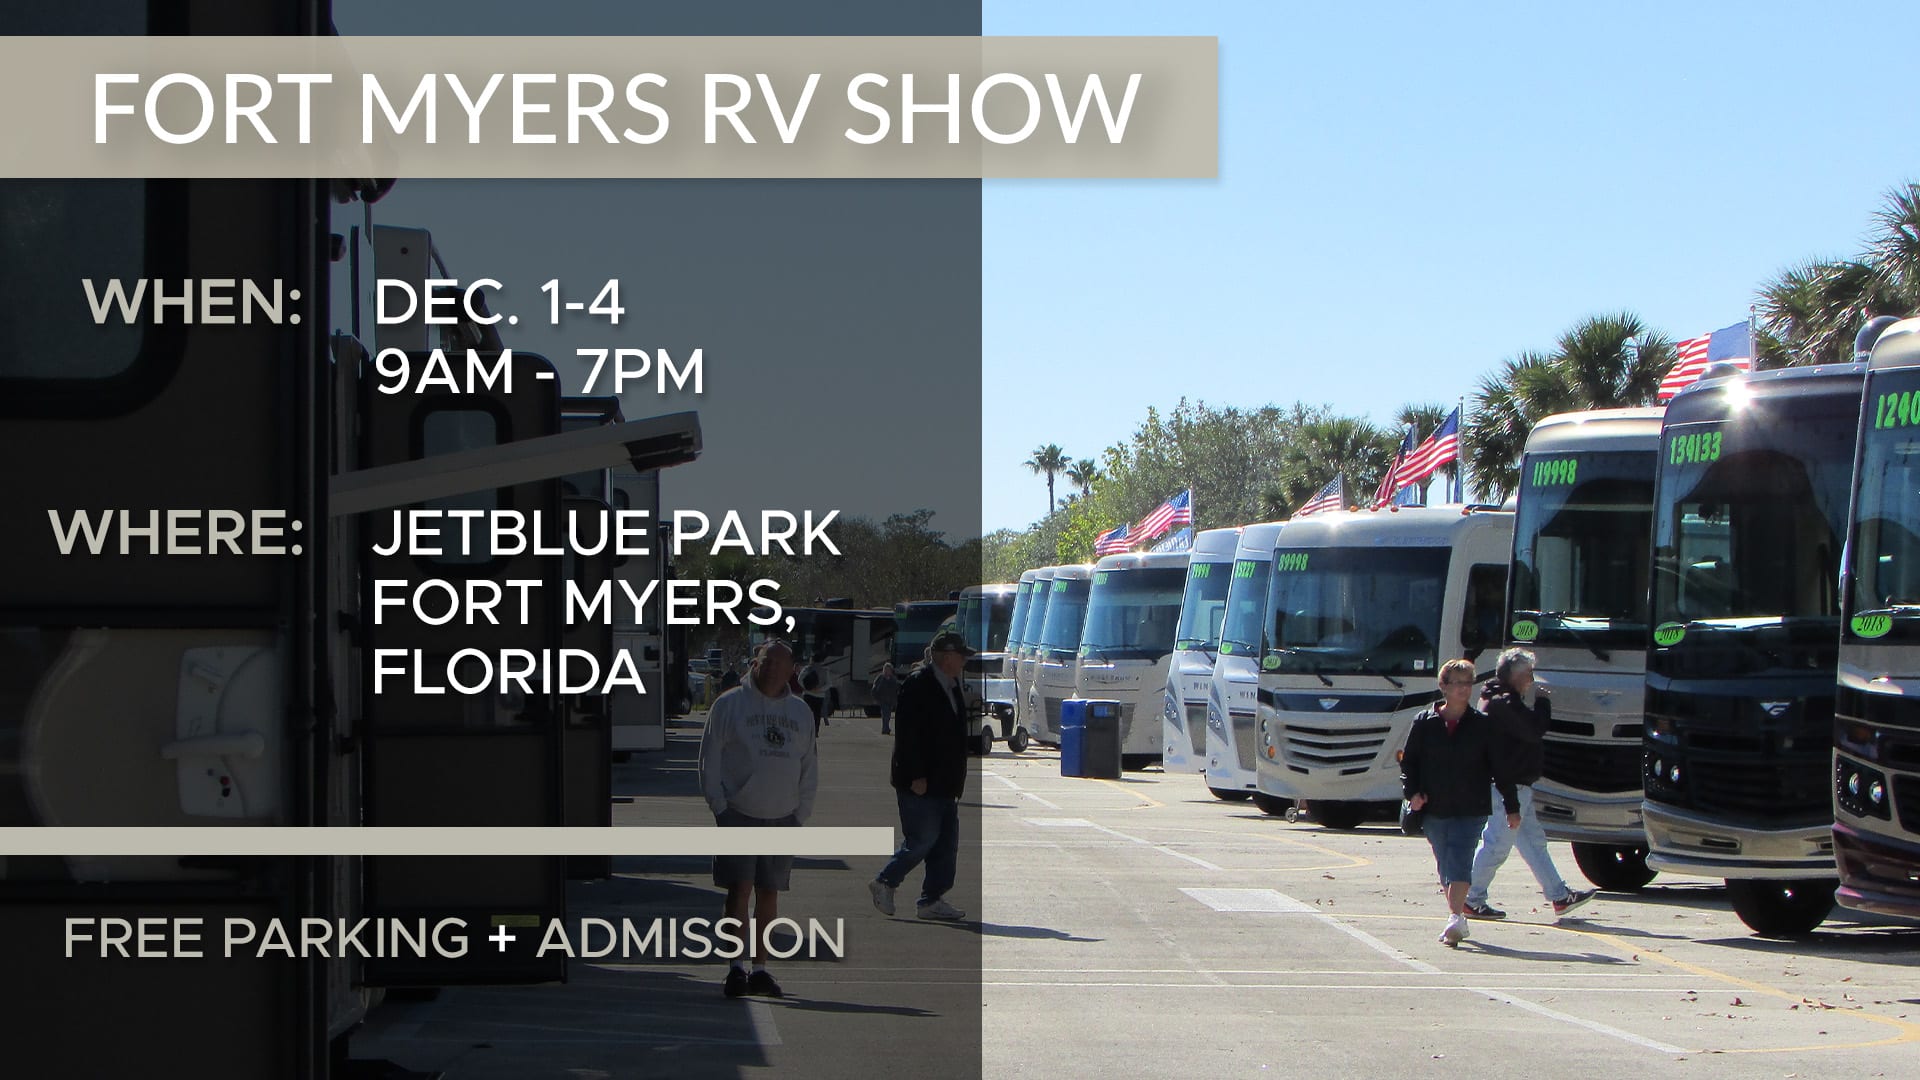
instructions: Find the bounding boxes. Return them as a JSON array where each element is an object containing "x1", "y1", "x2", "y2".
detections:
[{"x1": 928, "y1": 631, "x2": 977, "y2": 656}]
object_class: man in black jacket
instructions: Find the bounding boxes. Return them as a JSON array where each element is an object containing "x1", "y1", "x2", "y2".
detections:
[
  {"x1": 1463, "y1": 648, "x2": 1596, "y2": 921},
  {"x1": 1401, "y1": 658, "x2": 1519, "y2": 947},
  {"x1": 868, "y1": 631, "x2": 972, "y2": 921}
]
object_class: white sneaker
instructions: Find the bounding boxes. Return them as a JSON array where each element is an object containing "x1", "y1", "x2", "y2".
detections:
[
  {"x1": 1440, "y1": 914, "x2": 1467, "y2": 947},
  {"x1": 917, "y1": 898, "x2": 966, "y2": 921},
  {"x1": 869, "y1": 878, "x2": 895, "y2": 917}
]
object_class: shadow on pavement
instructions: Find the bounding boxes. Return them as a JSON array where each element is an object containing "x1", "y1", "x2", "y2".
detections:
[{"x1": 1460, "y1": 939, "x2": 1632, "y2": 964}]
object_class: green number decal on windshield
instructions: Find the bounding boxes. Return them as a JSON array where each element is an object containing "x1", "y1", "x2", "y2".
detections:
[
  {"x1": 1511, "y1": 619, "x2": 1539, "y2": 642},
  {"x1": 1529, "y1": 459, "x2": 1578, "y2": 487},
  {"x1": 1653, "y1": 622, "x2": 1687, "y2": 647},
  {"x1": 1852, "y1": 613, "x2": 1893, "y2": 639}
]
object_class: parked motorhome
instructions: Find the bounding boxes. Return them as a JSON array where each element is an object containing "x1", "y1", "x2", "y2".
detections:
[
  {"x1": 1077, "y1": 550, "x2": 1191, "y2": 769},
  {"x1": 1507, "y1": 408, "x2": 1664, "y2": 891},
  {"x1": 1014, "y1": 566, "x2": 1060, "y2": 746},
  {"x1": 1165, "y1": 527, "x2": 1241, "y2": 774},
  {"x1": 1644, "y1": 362, "x2": 1865, "y2": 936},
  {"x1": 1205, "y1": 522, "x2": 1286, "y2": 804},
  {"x1": 1032, "y1": 565, "x2": 1096, "y2": 748},
  {"x1": 1254, "y1": 506, "x2": 1514, "y2": 829}
]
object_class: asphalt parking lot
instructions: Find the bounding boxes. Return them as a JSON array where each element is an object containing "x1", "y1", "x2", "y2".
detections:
[{"x1": 353, "y1": 714, "x2": 1920, "y2": 1078}]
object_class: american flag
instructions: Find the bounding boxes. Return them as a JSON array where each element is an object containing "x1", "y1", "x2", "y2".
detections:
[
  {"x1": 1297, "y1": 475, "x2": 1344, "y2": 516},
  {"x1": 1393, "y1": 406, "x2": 1460, "y2": 490},
  {"x1": 1658, "y1": 321, "x2": 1754, "y2": 402},
  {"x1": 1093, "y1": 522, "x2": 1132, "y2": 556},
  {"x1": 1135, "y1": 489, "x2": 1192, "y2": 541},
  {"x1": 1373, "y1": 424, "x2": 1415, "y2": 508}
]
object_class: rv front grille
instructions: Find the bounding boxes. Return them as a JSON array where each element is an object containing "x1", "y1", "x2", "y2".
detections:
[
  {"x1": 1541, "y1": 739, "x2": 1641, "y2": 793},
  {"x1": 1185, "y1": 702, "x2": 1209, "y2": 757},
  {"x1": 1280, "y1": 720, "x2": 1392, "y2": 770},
  {"x1": 1230, "y1": 710, "x2": 1257, "y2": 772}
]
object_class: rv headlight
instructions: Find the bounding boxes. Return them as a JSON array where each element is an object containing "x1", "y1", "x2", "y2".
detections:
[
  {"x1": 1668, "y1": 764, "x2": 1682, "y2": 784},
  {"x1": 1848, "y1": 772, "x2": 1861, "y2": 797},
  {"x1": 1870, "y1": 780, "x2": 1886, "y2": 806}
]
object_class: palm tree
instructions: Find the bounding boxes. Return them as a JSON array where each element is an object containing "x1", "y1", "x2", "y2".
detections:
[
  {"x1": 1024, "y1": 443, "x2": 1069, "y2": 515},
  {"x1": 1065, "y1": 458, "x2": 1103, "y2": 497},
  {"x1": 1757, "y1": 183, "x2": 1920, "y2": 366},
  {"x1": 1463, "y1": 313, "x2": 1676, "y2": 501},
  {"x1": 1278, "y1": 417, "x2": 1395, "y2": 510}
]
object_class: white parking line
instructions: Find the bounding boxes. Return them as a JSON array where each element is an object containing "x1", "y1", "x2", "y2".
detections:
[
  {"x1": 1468, "y1": 989, "x2": 1686, "y2": 1054},
  {"x1": 1186, "y1": 886, "x2": 1684, "y2": 1052},
  {"x1": 991, "y1": 771, "x2": 1063, "y2": 809},
  {"x1": 747, "y1": 999, "x2": 784, "y2": 1048},
  {"x1": 1180, "y1": 887, "x2": 1318, "y2": 913}
]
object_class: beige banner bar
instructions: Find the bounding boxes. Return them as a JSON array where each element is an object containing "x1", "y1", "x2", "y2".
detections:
[
  {"x1": 0, "y1": 36, "x2": 1216, "y2": 178},
  {"x1": 0, "y1": 827, "x2": 896, "y2": 856}
]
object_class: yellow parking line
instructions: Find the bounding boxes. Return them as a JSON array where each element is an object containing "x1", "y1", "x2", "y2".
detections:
[
  {"x1": 1092, "y1": 777, "x2": 1164, "y2": 809},
  {"x1": 1327, "y1": 912, "x2": 1920, "y2": 1054}
]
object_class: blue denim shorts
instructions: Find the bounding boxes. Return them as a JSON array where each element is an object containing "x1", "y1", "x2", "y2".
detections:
[{"x1": 1422, "y1": 814, "x2": 1488, "y2": 886}]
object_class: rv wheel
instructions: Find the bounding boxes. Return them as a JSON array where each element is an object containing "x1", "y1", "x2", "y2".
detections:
[
  {"x1": 1208, "y1": 787, "x2": 1252, "y2": 802},
  {"x1": 1312, "y1": 801, "x2": 1366, "y2": 830},
  {"x1": 1251, "y1": 793, "x2": 1292, "y2": 817},
  {"x1": 1725, "y1": 878, "x2": 1834, "y2": 939},
  {"x1": 1572, "y1": 842, "x2": 1657, "y2": 892},
  {"x1": 1007, "y1": 728, "x2": 1031, "y2": 754}
]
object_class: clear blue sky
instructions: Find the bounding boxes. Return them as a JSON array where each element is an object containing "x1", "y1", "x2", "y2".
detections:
[{"x1": 982, "y1": 0, "x2": 1920, "y2": 532}]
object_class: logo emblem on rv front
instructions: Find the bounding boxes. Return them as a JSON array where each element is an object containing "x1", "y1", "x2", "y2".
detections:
[
  {"x1": 1591, "y1": 690, "x2": 1619, "y2": 707},
  {"x1": 1319, "y1": 698, "x2": 1339, "y2": 711},
  {"x1": 1761, "y1": 701, "x2": 1791, "y2": 718}
]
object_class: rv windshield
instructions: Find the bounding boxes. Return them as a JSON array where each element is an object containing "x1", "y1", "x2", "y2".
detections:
[
  {"x1": 1217, "y1": 559, "x2": 1272, "y2": 657},
  {"x1": 1004, "y1": 582, "x2": 1035, "y2": 651},
  {"x1": 1037, "y1": 577, "x2": 1091, "y2": 660},
  {"x1": 954, "y1": 592, "x2": 1017, "y2": 652},
  {"x1": 1650, "y1": 398, "x2": 1857, "y2": 673},
  {"x1": 893, "y1": 602, "x2": 957, "y2": 667},
  {"x1": 1264, "y1": 547, "x2": 1451, "y2": 677},
  {"x1": 1848, "y1": 369, "x2": 1920, "y2": 644},
  {"x1": 1510, "y1": 450, "x2": 1656, "y2": 650},
  {"x1": 1081, "y1": 567, "x2": 1187, "y2": 661},
  {"x1": 1021, "y1": 584, "x2": 1054, "y2": 658},
  {"x1": 1175, "y1": 560, "x2": 1233, "y2": 652}
]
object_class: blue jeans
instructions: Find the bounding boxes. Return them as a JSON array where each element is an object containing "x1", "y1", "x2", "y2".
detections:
[
  {"x1": 880, "y1": 704, "x2": 894, "y2": 733},
  {"x1": 877, "y1": 791, "x2": 959, "y2": 906},
  {"x1": 1467, "y1": 784, "x2": 1571, "y2": 905},
  {"x1": 1422, "y1": 814, "x2": 1487, "y2": 887}
]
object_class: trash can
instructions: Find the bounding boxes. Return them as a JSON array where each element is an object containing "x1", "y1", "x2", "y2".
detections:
[
  {"x1": 1080, "y1": 699, "x2": 1123, "y2": 779},
  {"x1": 1061, "y1": 699, "x2": 1123, "y2": 779},
  {"x1": 1059, "y1": 699, "x2": 1088, "y2": 777}
]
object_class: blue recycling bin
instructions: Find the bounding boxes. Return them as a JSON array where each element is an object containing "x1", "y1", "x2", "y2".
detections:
[{"x1": 1061, "y1": 699, "x2": 1123, "y2": 778}]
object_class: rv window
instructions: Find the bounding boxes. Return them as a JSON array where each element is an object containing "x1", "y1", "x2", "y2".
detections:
[
  {"x1": 420, "y1": 409, "x2": 501, "y2": 565},
  {"x1": 0, "y1": 180, "x2": 185, "y2": 415},
  {"x1": 1461, "y1": 563, "x2": 1507, "y2": 656}
]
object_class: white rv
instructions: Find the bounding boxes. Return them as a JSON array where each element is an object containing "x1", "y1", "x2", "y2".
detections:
[
  {"x1": 1164, "y1": 527, "x2": 1241, "y2": 774},
  {"x1": 1254, "y1": 506, "x2": 1514, "y2": 829},
  {"x1": 1015, "y1": 566, "x2": 1062, "y2": 746},
  {"x1": 1205, "y1": 522, "x2": 1287, "y2": 804},
  {"x1": 1077, "y1": 550, "x2": 1192, "y2": 769},
  {"x1": 1003, "y1": 569, "x2": 1044, "y2": 750},
  {"x1": 1031, "y1": 564, "x2": 1096, "y2": 747},
  {"x1": 1509, "y1": 408, "x2": 1664, "y2": 890},
  {"x1": 955, "y1": 583, "x2": 1024, "y2": 751}
]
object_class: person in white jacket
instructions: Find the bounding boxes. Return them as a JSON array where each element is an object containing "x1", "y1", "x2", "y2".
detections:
[{"x1": 697, "y1": 637, "x2": 819, "y2": 998}]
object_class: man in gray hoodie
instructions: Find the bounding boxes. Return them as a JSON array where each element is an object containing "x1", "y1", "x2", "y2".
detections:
[{"x1": 698, "y1": 638, "x2": 819, "y2": 998}]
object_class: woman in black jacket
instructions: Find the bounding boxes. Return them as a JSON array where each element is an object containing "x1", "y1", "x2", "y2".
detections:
[{"x1": 1401, "y1": 658, "x2": 1519, "y2": 947}]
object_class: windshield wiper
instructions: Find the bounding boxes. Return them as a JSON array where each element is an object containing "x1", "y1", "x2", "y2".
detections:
[
  {"x1": 1527, "y1": 611, "x2": 1612, "y2": 663},
  {"x1": 1356, "y1": 661, "x2": 1403, "y2": 689},
  {"x1": 1854, "y1": 604, "x2": 1920, "y2": 619}
]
